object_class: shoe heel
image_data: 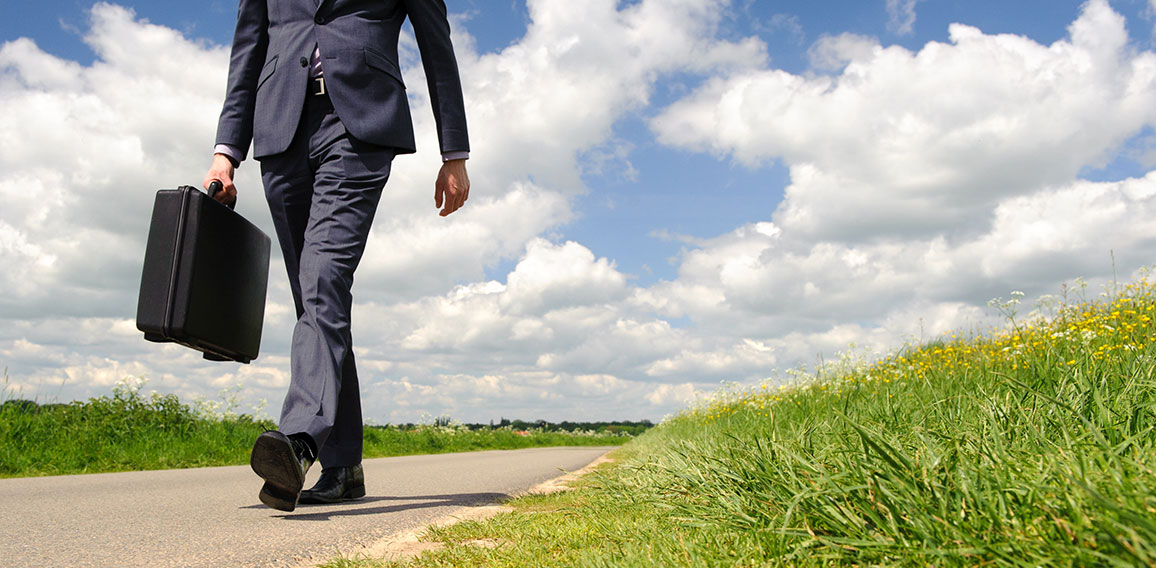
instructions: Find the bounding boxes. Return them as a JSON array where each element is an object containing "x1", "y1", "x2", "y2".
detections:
[
  {"x1": 346, "y1": 485, "x2": 366, "y2": 500},
  {"x1": 259, "y1": 482, "x2": 298, "y2": 512}
]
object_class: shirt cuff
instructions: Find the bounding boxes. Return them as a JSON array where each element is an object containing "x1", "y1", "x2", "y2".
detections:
[
  {"x1": 442, "y1": 151, "x2": 469, "y2": 162},
  {"x1": 213, "y1": 144, "x2": 244, "y2": 167}
]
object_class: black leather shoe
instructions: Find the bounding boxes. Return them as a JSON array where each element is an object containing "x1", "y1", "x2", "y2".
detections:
[
  {"x1": 299, "y1": 463, "x2": 366, "y2": 504},
  {"x1": 250, "y1": 431, "x2": 315, "y2": 512}
]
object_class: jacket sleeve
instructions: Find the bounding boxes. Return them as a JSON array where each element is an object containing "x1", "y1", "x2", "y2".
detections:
[
  {"x1": 214, "y1": 0, "x2": 270, "y2": 161},
  {"x1": 402, "y1": 0, "x2": 470, "y2": 155}
]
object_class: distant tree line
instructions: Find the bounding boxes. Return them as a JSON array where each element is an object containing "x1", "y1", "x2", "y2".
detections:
[
  {"x1": 487, "y1": 418, "x2": 655, "y2": 436},
  {"x1": 3, "y1": 400, "x2": 657, "y2": 437},
  {"x1": 2, "y1": 400, "x2": 66, "y2": 413},
  {"x1": 382, "y1": 417, "x2": 656, "y2": 436}
]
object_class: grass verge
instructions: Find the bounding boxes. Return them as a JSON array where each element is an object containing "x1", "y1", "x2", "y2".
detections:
[
  {"x1": 0, "y1": 381, "x2": 626, "y2": 478},
  {"x1": 343, "y1": 276, "x2": 1156, "y2": 567},
  {"x1": 361, "y1": 424, "x2": 624, "y2": 458},
  {"x1": 0, "y1": 381, "x2": 271, "y2": 477}
]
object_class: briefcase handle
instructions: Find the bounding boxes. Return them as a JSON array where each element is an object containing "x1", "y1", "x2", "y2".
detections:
[{"x1": 207, "y1": 180, "x2": 237, "y2": 210}]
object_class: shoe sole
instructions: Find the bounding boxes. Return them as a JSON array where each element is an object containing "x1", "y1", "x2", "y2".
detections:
[
  {"x1": 299, "y1": 484, "x2": 366, "y2": 505},
  {"x1": 250, "y1": 432, "x2": 305, "y2": 512}
]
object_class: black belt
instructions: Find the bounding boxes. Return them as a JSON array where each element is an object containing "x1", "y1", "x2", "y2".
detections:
[{"x1": 309, "y1": 77, "x2": 327, "y2": 96}]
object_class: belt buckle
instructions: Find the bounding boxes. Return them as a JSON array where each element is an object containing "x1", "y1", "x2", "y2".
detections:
[{"x1": 313, "y1": 77, "x2": 326, "y2": 96}]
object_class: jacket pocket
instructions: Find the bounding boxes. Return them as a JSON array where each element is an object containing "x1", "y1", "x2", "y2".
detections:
[
  {"x1": 256, "y1": 56, "x2": 277, "y2": 91},
  {"x1": 364, "y1": 48, "x2": 404, "y2": 87}
]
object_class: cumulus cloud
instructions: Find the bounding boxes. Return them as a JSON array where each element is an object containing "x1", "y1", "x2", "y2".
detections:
[
  {"x1": 762, "y1": 13, "x2": 806, "y2": 46},
  {"x1": 640, "y1": 0, "x2": 1156, "y2": 369},
  {"x1": 653, "y1": 0, "x2": 1156, "y2": 242},
  {"x1": 807, "y1": 33, "x2": 879, "y2": 72},
  {"x1": 886, "y1": 0, "x2": 922, "y2": 36},
  {"x1": 360, "y1": 238, "x2": 673, "y2": 378}
]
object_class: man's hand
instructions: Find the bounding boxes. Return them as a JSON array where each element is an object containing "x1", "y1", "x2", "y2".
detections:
[
  {"x1": 203, "y1": 153, "x2": 238, "y2": 206},
  {"x1": 435, "y1": 159, "x2": 470, "y2": 217}
]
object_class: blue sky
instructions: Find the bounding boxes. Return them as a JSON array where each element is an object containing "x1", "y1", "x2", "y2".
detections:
[{"x1": 4, "y1": 0, "x2": 1156, "y2": 423}]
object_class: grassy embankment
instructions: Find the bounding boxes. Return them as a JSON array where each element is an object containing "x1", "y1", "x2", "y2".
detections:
[
  {"x1": 345, "y1": 276, "x2": 1156, "y2": 567},
  {"x1": 0, "y1": 383, "x2": 628, "y2": 478}
]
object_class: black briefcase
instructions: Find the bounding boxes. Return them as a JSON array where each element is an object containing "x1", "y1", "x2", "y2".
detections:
[{"x1": 136, "y1": 183, "x2": 271, "y2": 363}]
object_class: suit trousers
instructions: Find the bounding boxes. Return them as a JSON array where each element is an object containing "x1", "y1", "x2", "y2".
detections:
[{"x1": 259, "y1": 90, "x2": 395, "y2": 468}]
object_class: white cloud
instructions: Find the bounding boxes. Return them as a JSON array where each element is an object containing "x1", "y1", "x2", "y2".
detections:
[
  {"x1": 652, "y1": 0, "x2": 1156, "y2": 242},
  {"x1": 644, "y1": 383, "x2": 701, "y2": 407},
  {"x1": 362, "y1": 238, "x2": 671, "y2": 379},
  {"x1": 634, "y1": 0, "x2": 1156, "y2": 385},
  {"x1": 763, "y1": 13, "x2": 806, "y2": 45},
  {"x1": 357, "y1": 182, "x2": 572, "y2": 303},
  {"x1": 807, "y1": 33, "x2": 879, "y2": 72},
  {"x1": 500, "y1": 239, "x2": 627, "y2": 315},
  {"x1": 886, "y1": 0, "x2": 922, "y2": 36}
]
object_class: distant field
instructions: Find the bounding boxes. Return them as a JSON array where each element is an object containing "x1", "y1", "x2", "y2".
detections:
[
  {"x1": 360, "y1": 275, "x2": 1156, "y2": 567},
  {"x1": 0, "y1": 385, "x2": 631, "y2": 478}
]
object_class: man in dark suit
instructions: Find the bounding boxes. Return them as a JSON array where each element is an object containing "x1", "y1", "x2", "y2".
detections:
[{"x1": 202, "y1": 0, "x2": 470, "y2": 512}]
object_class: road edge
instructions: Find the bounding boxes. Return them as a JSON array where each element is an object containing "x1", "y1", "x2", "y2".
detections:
[{"x1": 295, "y1": 448, "x2": 617, "y2": 567}]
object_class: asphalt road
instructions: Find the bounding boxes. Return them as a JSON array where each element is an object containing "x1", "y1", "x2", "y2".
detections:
[{"x1": 0, "y1": 446, "x2": 616, "y2": 567}]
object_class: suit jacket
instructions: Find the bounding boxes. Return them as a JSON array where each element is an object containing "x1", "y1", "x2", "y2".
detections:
[{"x1": 215, "y1": 0, "x2": 470, "y2": 160}]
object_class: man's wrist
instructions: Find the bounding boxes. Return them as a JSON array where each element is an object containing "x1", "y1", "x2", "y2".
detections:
[
  {"x1": 213, "y1": 144, "x2": 243, "y2": 168},
  {"x1": 442, "y1": 151, "x2": 469, "y2": 162}
]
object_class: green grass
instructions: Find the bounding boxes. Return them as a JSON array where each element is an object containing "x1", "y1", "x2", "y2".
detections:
[
  {"x1": 0, "y1": 382, "x2": 272, "y2": 477},
  {"x1": 361, "y1": 424, "x2": 626, "y2": 458},
  {"x1": 0, "y1": 381, "x2": 626, "y2": 478},
  {"x1": 349, "y1": 276, "x2": 1156, "y2": 567}
]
